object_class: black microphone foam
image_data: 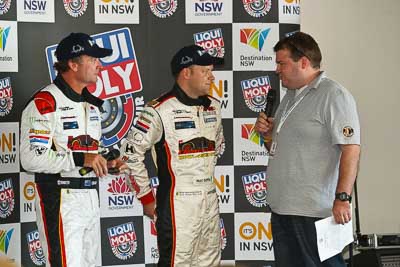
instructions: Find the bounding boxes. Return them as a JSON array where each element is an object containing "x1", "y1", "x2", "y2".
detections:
[
  {"x1": 79, "y1": 149, "x2": 120, "y2": 176},
  {"x1": 264, "y1": 89, "x2": 277, "y2": 117}
]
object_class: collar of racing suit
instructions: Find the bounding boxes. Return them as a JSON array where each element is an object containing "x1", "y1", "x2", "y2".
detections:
[
  {"x1": 54, "y1": 74, "x2": 104, "y2": 109},
  {"x1": 172, "y1": 83, "x2": 211, "y2": 108}
]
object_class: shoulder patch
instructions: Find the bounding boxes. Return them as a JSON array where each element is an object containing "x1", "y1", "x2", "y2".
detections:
[{"x1": 34, "y1": 91, "x2": 56, "y2": 115}]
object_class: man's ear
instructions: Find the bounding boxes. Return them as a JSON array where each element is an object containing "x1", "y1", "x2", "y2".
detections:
[
  {"x1": 67, "y1": 59, "x2": 79, "y2": 72},
  {"x1": 301, "y1": 56, "x2": 310, "y2": 69},
  {"x1": 181, "y1": 67, "x2": 191, "y2": 80}
]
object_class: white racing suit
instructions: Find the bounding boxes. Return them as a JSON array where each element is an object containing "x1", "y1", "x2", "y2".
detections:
[
  {"x1": 121, "y1": 84, "x2": 225, "y2": 266},
  {"x1": 20, "y1": 75, "x2": 103, "y2": 267}
]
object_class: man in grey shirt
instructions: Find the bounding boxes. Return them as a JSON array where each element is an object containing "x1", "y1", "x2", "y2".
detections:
[{"x1": 255, "y1": 32, "x2": 360, "y2": 267}]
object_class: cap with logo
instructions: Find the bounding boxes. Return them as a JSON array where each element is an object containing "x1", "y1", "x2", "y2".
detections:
[
  {"x1": 55, "y1": 32, "x2": 113, "y2": 61},
  {"x1": 170, "y1": 45, "x2": 224, "y2": 75}
]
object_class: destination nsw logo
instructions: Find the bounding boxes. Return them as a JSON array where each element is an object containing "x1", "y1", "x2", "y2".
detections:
[
  {"x1": 240, "y1": 28, "x2": 270, "y2": 51},
  {"x1": 107, "y1": 176, "x2": 135, "y2": 210}
]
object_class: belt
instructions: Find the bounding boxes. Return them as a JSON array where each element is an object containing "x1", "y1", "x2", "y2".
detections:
[
  {"x1": 35, "y1": 174, "x2": 98, "y2": 189},
  {"x1": 55, "y1": 178, "x2": 98, "y2": 189}
]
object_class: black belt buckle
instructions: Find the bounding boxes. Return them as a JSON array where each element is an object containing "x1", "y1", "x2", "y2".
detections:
[{"x1": 81, "y1": 179, "x2": 97, "y2": 188}]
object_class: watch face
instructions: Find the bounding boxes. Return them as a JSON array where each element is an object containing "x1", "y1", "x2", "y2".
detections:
[{"x1": 336, "y1": 192, "x2": 350, "y2": 201}]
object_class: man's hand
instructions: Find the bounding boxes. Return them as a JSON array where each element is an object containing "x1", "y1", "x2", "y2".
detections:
[
  {"x1": 255, "y1": 112, "x2": 274, "y2": 148},
  {"x1": 107, "y1": 158, "x2": 128, "y2": 175},
  {"x1": 143, "y1": 201, "x2": 156, "y2": 220},
  {"x1": 83, "y1": 153, "x2": 108, "y2": 177},
  {"x1": 332, "y1": 199, "x2": 352, "y2": 224}
]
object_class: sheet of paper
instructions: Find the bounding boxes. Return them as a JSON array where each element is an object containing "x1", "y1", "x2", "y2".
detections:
[{"x1": 315, "y1": 216, "x2": 354, "y2": 262}]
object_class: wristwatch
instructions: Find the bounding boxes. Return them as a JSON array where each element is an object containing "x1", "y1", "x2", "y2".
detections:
[{"x1": 335, "y1": 192, "x2": 352, "y2": 203}]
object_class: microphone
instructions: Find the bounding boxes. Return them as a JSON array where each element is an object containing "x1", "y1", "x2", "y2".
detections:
[
  {"x1": 79, "y1": 149, "x2": 120, "y2": 176},
  {"x1": 264, "y1": 89, "x2": 277, "y2": 117}
]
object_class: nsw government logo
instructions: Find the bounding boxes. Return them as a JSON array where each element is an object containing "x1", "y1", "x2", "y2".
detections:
[
  {"x1": 148, "y1": 0, "x2": 177, "y2": 18},
  {"x1": 194, "y1": 28, "x2": 224, "y2": 58},
  {"x1": 63, "y1": 0, "x2": 88, "y2": 18},
  {"x1": 242, "y1": 0, "x2": 271, "y2": 18},
  {"x1": 0, "y1": 178, "x2": 15, "y2": 219},
  {"x1": 0, "y1": 77, "x2": 13, "y2": 116},
  {"x1": 241, "y1": 76, "x2": 272, "y2": 112},
  {"x1": 107, "y1": 176, "x2": 135, "y2": 210},
  {"x1": 242, "y1": 171, "x2": 267, "y2": 207},
  {"x1": 27, "y1": 230, "x2": 46, "y2": 266},
  {"x1": 107, "y1": 222, "x2": 138, "y2": 260}
]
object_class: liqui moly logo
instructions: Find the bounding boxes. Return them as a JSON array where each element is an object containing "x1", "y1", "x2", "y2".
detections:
[
  {"x1": 241, "y1": 76, "x2": 272, "y2": 112},
  {"x1": 46, "y1": 28, "x2": 144, "y2": 148},
  {"x1": 46, "y1": 28, "x2": 142, "y2": 99},
  {"x1": 220, "y1": 218, "x2": 227, "y2": 250},
  {"x1": 107, "y1": 176, "x2": 135, "y2": 210},
  {"x1": 148, "y1": 0, "x2": 177, "y2": 18},
  {"x1": 194, "y1": 28, "x2": 225, "y2": 58},
  {"x1": 242, "y1": 0, "x2": 271, "y2": 17},
  {"x1": 27, "y1": 230, "x2": 46, "y2": 266},
  {"x1": 0, "y1": 178, "x2": 15, "y2": 218},
  {"x1": 107, "y1": 222, "x2": 138, "y2": 260},
  {"x1": 0, "y1": 77, "x2": 13, "y2": 116},
  {"x1": 0, "y1": 0, "x2": 11, "y2": 15},
  {"x1": 242, "y1": 171, "x2": 267, "y2": 208},
  {"x1": 63, "y1": 0, "x2": 87, "y2": 17}
]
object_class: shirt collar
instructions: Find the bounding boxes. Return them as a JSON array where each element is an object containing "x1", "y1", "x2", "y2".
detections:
[
  {"x1": 172, "y1": 83, "x2": 211, "y2": 108},
  {"x1": 54, "y1": 75, "x2": 103, "y2": 108}
]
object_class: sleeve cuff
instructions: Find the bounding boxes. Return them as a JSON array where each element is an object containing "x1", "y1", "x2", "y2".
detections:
[
  {"x1": 72, "y1": 152, "x2": 85, "y2": 167},
  {"x1": 140, "y1": 191, "x2": 155, "y2": 205}
]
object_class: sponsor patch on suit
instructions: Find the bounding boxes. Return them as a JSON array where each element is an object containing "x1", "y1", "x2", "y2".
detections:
[{"x1": 175, "y1": 121, "x2": 195, "y2": 130}]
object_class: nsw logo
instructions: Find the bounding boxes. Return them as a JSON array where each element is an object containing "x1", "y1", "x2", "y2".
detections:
[
  {"x1": 0, "y1": 228, "x2": 14, "y2": 254},
  {"x1": 63, "y1": 0, "x2": 87, "y2": 18},
  {"x1": 0, "y1": 178, "x2": 15, "y2": 219},
  {"x1": 24, "y1": 0, "x2": 47, "y2": 13},
  {"x1": 241, "y1": 124, "x2": 264, "y2": 146},
  {"x1": 240, "y1": 28, "x2": 270, "y2": 51},
  {"x1": 148, "y1": 0, "x2": 177, "y2": 18},
  {"x1": 107, "y1": 222, "x2": 138, "y2": 260},
  {"x1": 194, "y1": 28, "x2": 224, "y2": 58},
  {"x1": 194, "y1": 0, "x2": 223, "y2": 15},
  {"x1": 241, "y1": 76, "x2": 272, "y2": 112},
  {"x1": 46, "y1": 28, "x2": 144, "y2": 148},
  {"x1": 26, "y1": 230, "x2": 46, "y2": 266},
  {"x1": 242, "y1": 0, "x2": 271, "y2": 18},
  {"x1": 0, "y1": 77, "x2": 13, "y2": 117},
  {"x1": 0, "y1": 26, "x2": 11, "y2": 51},
  {"x1": 242, "y1": 171, "x2": 268, "y2": 207},
  {"x1": 107, "y1": 176, "x2": 135, "y2": 210}
]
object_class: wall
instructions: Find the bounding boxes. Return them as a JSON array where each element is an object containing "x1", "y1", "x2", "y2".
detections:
[
  {"x1": 301, "y1": 0, "x2": 400, "y2": 234},
  {"x1": 0, "y1": 1, "x2": 301, "y2": 266}
]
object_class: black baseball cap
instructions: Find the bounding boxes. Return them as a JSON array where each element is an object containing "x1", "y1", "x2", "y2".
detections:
[
  {"x1": 170, "y1": 45, "x2": 224, "y2": 75},
  {"x1": 55, "y1": 32, "x2": 113, "y2": 61}
]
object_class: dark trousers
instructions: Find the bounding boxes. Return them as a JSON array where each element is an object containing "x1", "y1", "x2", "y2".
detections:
[{"x1": 271, "y1": 212, "x2": 346, "y2": 267}]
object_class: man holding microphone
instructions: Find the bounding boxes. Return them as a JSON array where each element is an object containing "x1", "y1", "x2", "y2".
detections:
[{"x1": 255, "y1": 32, "x2": 360, "y2": 267}]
